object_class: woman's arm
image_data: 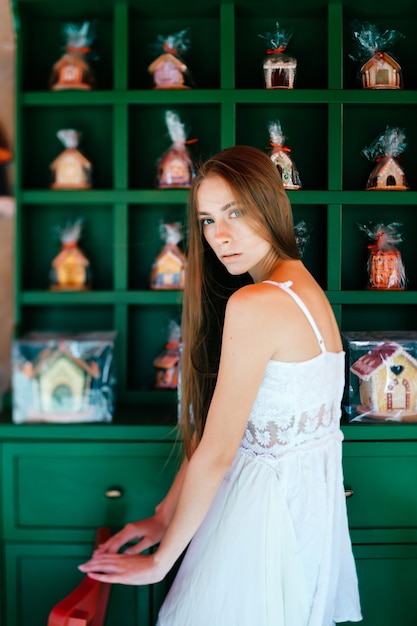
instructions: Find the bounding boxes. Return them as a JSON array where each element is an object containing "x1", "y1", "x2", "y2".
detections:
[{"x1": 79, "y1": 287, "x2": 275, "y2": 584}]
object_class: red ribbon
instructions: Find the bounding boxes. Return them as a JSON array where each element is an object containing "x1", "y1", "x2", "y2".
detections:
[
  {"x1": 368, "y1": 232, "x2": 385, "y2": 252},
  {"x1": 163, "y1": 42, "x2": 178, "y2": 55},
  {"x1": 269, "y1": 141, "x2": 291, "y2": 152},
  {"x1": 266, "y1": 46, "x2": 286, "y2": 54},
  {"x1": 66, "y1": 46, "x2": 91, "y2": 54}
]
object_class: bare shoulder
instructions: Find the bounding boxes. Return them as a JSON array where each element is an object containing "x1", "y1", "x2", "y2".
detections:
[{"x1": 225, "y1": 282, "x2": 291, "y2": 328}]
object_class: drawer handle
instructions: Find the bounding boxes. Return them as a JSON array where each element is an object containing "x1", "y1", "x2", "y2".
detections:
[
  {"x1": 105, "y1": 487, "x2": 124, "y2": 499},
  {"x1": 345, "y1": 488, "x2": 354, "y2": 499}
]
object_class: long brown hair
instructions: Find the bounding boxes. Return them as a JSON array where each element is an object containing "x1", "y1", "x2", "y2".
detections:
[{"x1": 180, "y1": 145, "x2": 301, "y2": 458}]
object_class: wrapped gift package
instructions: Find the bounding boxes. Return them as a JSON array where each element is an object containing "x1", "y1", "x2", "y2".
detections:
[
  {"x1": 12, "y1": 331, "x2": 116, "y2": 423},
  {"x1": 343, "y1": 331, "x2": 417, "y2": 422}
]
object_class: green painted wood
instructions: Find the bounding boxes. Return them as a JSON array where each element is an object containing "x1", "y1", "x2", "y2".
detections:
[
  {"x1": 327, "y1": 2, "x2": 343, "y2": 90},
  {"x1": 114, "y1": 0, "x2": 128, "y2": 91},
  {"x1": 20, "y1": 290, "x2": 183, "y2": 305},
  {"x1": 2, "y1": 441, "x2": 180, "y2": 542},
  {"x1": 20, "y1": 188, "x2": 417, "y2": 205},
  {"x1": 343, "y1": 441, "x2": 417, "y2": 536},
  {"x1": 220, "y1": 3, "x2": 235, "y2": 89},
  {"x1": 4, "y1": 541, "x2": 155, "y2": 626},
  {"x1": 326, "y1": 204, "x2": 342, "y2": 291},
  {"x1": 10, "y1": 2, "x2": 417, "y2": 622},
  {"x1": 339, "y1": 544, "x2": 417, "y2": 626}
]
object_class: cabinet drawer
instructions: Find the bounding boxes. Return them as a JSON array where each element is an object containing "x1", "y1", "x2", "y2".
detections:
[
  {"x1": 4, "y1": 542, "x2": 152, "y2": 626},
  {"x1": 343, "y1": 441, "x2": 417, "y2": 543},
  {"x1": 2, "y1": 441, "x2": 179, "y2": 541}
]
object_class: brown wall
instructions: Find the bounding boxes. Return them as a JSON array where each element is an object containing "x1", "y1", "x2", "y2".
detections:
[{"x1": 0, "y1": 0, "x2": 15, "y2": 402}]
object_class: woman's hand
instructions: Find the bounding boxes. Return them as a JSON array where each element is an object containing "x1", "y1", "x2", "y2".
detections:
[
  {"x1": 78, "y1": 551, "x2": 167, "y2": 585},
  {"x1": 93, "y1": 514, "x2": 168, "y2": 557}
]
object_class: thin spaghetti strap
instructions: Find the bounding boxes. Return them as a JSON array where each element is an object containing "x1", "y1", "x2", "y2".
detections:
[{"x1": 263, "y1": 280, "x2": 326, "y2": 353}]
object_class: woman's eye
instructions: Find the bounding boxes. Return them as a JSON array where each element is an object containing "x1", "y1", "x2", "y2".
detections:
[
  {"x1": 201, "y1": 218, "x2": 213, "y2": 227},
  {"x1": 230, "y1": 209, "x2": 241, "y2": 218}
]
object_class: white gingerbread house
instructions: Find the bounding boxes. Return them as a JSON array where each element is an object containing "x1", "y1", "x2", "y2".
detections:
[{"x1": 351, "y1": 341, "x2": 417, "y2": 414}]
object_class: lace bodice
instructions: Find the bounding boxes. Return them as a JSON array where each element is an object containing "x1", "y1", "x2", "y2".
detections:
[{"x1": 240, "y1": 280, "x2": 345, "y2": 457}]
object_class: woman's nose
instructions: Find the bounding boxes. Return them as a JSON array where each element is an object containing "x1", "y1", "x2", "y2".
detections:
[{"x1": 214, "y1": 221, "x2": 231, "y2": 243}]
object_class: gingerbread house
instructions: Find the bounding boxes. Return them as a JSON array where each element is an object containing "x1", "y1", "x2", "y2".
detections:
[
  {"x1": 351, "y1": 341, "x2": 417, "y2": 415},
  {"x1": 12, "y1": 332, "x2": 116, "y2": 423},
  {"x1": 30, "y1": 347, "x2": 100, "y2": 416},
  {"x1": 151, "y1": 245, "x2": 186, "y2": 289},
  {"x1": 270, "y1": 149, "x2": 301, "y2": 189},
  {"x1": 368, "y1": 248, "x2": 405, "y2": 290},
  {"x1": 50, "y1": 52, "x2": 94, "y2": 91},
  {"x1": 366, "y1": 155, "x2": 408, "y2": 190},
  {"x1": 157, "y1": 147, "x2": 193, "y2": 189},
  {"x1": 153, "y1": 343, "x2": 180, "y2": 389},
  {"x1": 153, "y1": 321, "x2": 181, "y2": 389},
  {"x1": 50, "y1": 243, "x2": 90, "y2": 291},
  {"x1": 263, "y1": 54, "x2": 297, "y2": 89},
  {"x1": 50, "y1": 148, "x2": 92, "y2": 189},
  {"x1": 360, "y1": 52, "x2": 402, "y2": 90},
  {"x1": 148, "y1": 52, "x2": 188, "y2": 89}
]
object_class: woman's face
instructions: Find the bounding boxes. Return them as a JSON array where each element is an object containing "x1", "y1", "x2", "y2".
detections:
[{"x1": 196, "y1": 174, "x2": 274, "y2": 282}]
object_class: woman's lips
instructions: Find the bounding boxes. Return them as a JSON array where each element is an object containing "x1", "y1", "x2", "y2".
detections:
[{"x1": 221, "y1": 252, "x2": 241, "y2": 262}]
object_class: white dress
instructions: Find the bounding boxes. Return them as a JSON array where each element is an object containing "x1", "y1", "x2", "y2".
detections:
[{"x1": 157, "y1": 281, "x2": 362, "y2": 626}]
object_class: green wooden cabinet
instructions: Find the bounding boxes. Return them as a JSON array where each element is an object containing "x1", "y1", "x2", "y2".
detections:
[
  {"x1": 0, "y1": 422, "x2": 180, "y2": 626},
  {"x1": 8, "y1": 0, "x2": 417, "y2": 624},
  {"x1": 341, "y1": 425, "x2": 417, "y2": 625},
  {"x1": 5, "y1": 540, "x2": 172, "y2": 626}
]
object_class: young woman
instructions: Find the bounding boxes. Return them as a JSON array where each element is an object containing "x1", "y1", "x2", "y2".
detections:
[{"x1": 79, "y1": 145, "x2": 362, "y2": 625}]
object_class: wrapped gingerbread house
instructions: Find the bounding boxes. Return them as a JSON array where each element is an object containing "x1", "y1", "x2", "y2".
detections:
[
  {"x1": 148, "y1": 29, "x2": 192, "y2": 89},
  {"x1": 156, "y1": 111, "x2": 195, "y2": 189},
  {"x1": 362, "y1": 126, "x2": 409, "y2": 191},
  {"x1": 50, "y1": 129, "x2": 92, "y2": 190},
  {"x1": 153, "y1": 321, "x2": 181, "y2": 389},
  {"x1": 49, "y1": 22, "x2": 96, "y2": 91},
  {"x1": 343, "y1": 332, "x2": 417, "y2": 422},
  {"x1": 358, "y1": 222, "x2": 406, "y2": 290},
  {"x1": 12, "y1": 331, "x2": 116, "y2": 423},
  {"x1": 259, "y1": 22, "x2": 296, "y2": 89},
  {"x1": 350, "y1": 22, "x2": 404, "y2": 90},
  {"x1": 49, "y1": 218, "x2": 91, "y2": 291},
  {"x1": 267, "y1": 120, "x2": 301, "y2": 189},
  {"x1": 150, "y1": 221, "x2": 186, "y2": 289}
]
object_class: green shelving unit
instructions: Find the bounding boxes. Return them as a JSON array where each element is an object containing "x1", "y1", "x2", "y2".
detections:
[{"x1": 12, "y1": 0, "x2": 417, "y2": 414}]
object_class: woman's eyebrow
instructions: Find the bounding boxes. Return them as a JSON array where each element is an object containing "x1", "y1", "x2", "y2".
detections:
[{"x1": 198, "y1": 202, "x2": 237, "y2": 216}]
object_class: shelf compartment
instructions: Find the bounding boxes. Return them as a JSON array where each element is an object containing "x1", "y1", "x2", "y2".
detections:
[
  {"x1": 341, "y1": 303, "x2": 417, "y2": 331},
  {"x1": 341, "y1": 203, "x2": 417, "y2": 291},
  {"x1": 342, "y1": 9, "x2": 417, "y2": 90},
  {"x1": 16, "y1": 0, "x2": 115, "y2": 92},
  {"x1": 21, "y1": 105, "x2": 114, "y2": 190},
  {"x1": 129, "y1": 203, "x2": 187, "y2": 291},
  {"x1": 127, "y1": 304, "x2": 182, "y2": 393},
  {"x1": 18, "y1": 304, "x2": 115, "y2": 335},
  {"x1": 234, "y1": 8, "x2": 328, "y2": 90},
  {"x1": 128, "y1": 104, "x2": 221, "y2": 189},
  {"x1": 343, "y1": 104, "x2": 417, "y2": 191},
  {"x1": 128, "y1": 7, "x2": 221, "y2": 90},
  {"x1": 236, "y1": 103, "x2": 329, "y2": 190},
  {"x1": 20, "y1": 203, "x2": 114, "y2": 291},
  {"x1": 292, "y1": 204, "x2": 328, "y2": 289}
]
